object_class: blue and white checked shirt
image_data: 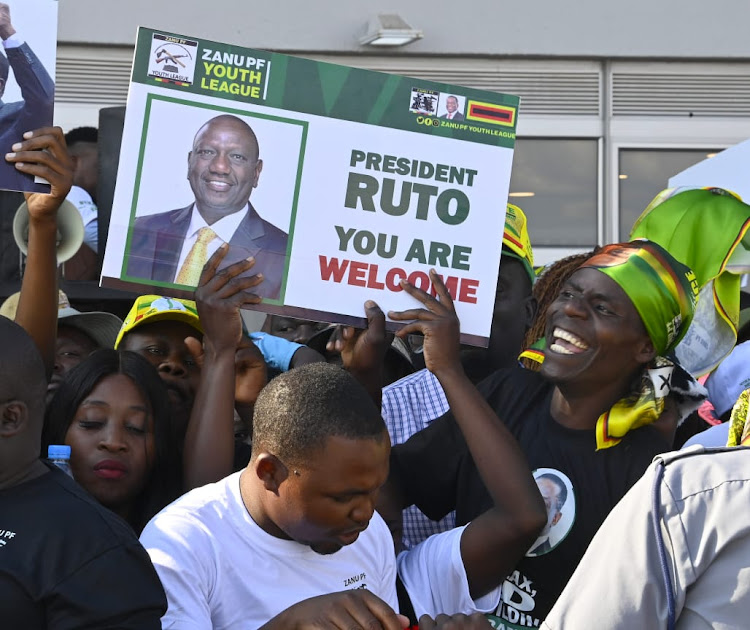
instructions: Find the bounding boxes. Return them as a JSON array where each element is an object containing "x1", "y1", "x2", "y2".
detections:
[{"x1": 381, "y1": 369, "x2": 456, "y2": 549}]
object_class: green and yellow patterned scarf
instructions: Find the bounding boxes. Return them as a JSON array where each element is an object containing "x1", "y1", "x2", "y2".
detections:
[
  {"x1": 579, "y1": 241, "x2": 699, "y2": 356},
  {"x1": 631, "y1": 187, "x2": 750, "y2": 376},
  {"x1": 579, "y1": 241, "x2": 702, "y2": 449},
  {"x1": 727, "y1": 388, "x2": 750, "y2": 447},
  {"x1": 522, "y1": 241, "x2": 705, "y2": 449}
]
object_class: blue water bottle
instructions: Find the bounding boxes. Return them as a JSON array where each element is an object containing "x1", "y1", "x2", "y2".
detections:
[{"x1": 48, "y1": 445, "x2": 73, "y2": 477}]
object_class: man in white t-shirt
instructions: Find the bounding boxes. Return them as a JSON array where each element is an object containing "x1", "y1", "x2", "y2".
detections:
[
  {"x1": 142, "y1": 283, "x2": 545, "y2": 629},
  {"x1": 141, "y1": 362, "x2": 404, "y2": 629}
]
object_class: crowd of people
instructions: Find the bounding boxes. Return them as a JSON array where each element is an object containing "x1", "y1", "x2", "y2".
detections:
[{"x1": 2, "y1": 112, "x2": 750, "y2": 628}]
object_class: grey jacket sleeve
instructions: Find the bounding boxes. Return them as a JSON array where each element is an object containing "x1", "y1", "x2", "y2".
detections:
[
  {"x1": 6, "y1": 42, "x2": 55, "y2": 131},
  {"x1": 542, "y1": 447, "x2": 750, "y2": 630}
]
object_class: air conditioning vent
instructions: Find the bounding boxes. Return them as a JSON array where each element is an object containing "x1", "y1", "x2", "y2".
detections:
[
  {"x1": 380, "y1": 69, "x2": 600, "y2": 115},
  {"x1": 311, "y1": 56, "x2": 602, "y2": 117},
  {"x1": 612, "y1": 73, "x2": 750, "y2": 117},
  {"x1": 56, "y1": 49, "x2": 133, "y2": 106}
]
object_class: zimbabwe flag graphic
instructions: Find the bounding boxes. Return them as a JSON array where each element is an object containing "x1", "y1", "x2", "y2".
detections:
[{"x1": 466, "y1": 101, "x2": 516, "y2": 127}]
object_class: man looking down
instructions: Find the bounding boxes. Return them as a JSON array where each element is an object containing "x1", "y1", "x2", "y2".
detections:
[{"x1": 140, "y1": 271, "x2": 546, "y2": 628}]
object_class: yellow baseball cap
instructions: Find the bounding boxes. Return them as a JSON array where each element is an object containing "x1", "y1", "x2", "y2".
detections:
[
  {"x1": 502, "y1": 203, "x2": 535, "y2": 282},
  {"x1": 114, "y1": 295, "x2": 202, "y2": 348}
]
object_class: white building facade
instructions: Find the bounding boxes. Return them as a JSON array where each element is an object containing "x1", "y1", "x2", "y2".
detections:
[{"x1": 56, "y1": 0, "x2": 750, "y2": 262}]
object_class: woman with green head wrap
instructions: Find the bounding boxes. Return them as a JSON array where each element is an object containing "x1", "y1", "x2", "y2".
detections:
[
  {"x1": 382, "y1": 239, "x2": 707, "y2": 624},
  {"x1": 543, "y1": 239, "x2": 704, "y2": 449}
]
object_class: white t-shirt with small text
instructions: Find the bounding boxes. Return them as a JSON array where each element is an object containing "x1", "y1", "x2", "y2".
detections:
[
  {"x1": 140, "y1": 471, "x2": 398, "y2": 629},
  {"x1": 397, "y1": 525, "x2": 502, "y2": 619}
]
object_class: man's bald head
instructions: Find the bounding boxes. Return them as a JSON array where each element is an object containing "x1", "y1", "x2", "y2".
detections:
[
  {"x1": 0, "y1": 318, "x2": 47, "y2": 417},
  {"x1": 192, "y1": 115, "x2": 260, "y2": 161},
  {"x1": 0, "y1": 318, "x2": 47, "y2": 479},
  {"x1": 188, "y1": 115, "x2": 263, "y2": 222}
]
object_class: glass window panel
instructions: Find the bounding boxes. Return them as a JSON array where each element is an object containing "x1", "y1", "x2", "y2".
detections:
[
  {"x1": 618, "y1": 149, "x2": 719, "y2": 239},
  {"x1": 509, "y1": 139, "x2": 598, "y2": 247}
]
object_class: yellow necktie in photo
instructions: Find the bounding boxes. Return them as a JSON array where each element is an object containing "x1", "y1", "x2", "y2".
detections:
[{"x1": 175, "y1": 227, "x2": 218, "y2": 286}]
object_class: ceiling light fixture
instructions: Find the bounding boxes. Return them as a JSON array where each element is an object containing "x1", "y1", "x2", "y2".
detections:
[
  {"x1": 360, "y1": 14, "x2": 423, "y2": 47},
  {"x1": 508, "y1": 192, "x2": 535, "y2": 198}
]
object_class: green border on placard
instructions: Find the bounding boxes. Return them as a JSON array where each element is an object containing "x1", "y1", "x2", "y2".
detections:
[
  {"x1": 131, "y1": 27, "x2": 519, "y2": 150},
  {"x1": 120, "y1": 92, "x2": 308, "y2": 305}
]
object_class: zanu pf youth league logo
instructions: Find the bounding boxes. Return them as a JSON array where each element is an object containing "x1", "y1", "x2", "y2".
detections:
[{"x1": 147, "y1": 33, "x2": 199, "y2": 87}]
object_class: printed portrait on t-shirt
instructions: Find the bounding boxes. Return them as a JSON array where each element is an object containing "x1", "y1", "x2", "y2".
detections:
[{"x1": 526, "y1": 468, "x2": 575, "y2": 557}]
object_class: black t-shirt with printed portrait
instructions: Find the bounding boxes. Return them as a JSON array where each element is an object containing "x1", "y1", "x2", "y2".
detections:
[
  {"x1": 0, "y1": 465, "x2": 166, "y2": 629},
  {"x1": 391, "y1": 367, "x2": 668, "y2": 628}
]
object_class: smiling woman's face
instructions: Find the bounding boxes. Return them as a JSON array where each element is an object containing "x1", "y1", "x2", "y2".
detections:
[{"x1": 542, "y1": 268, "x2": 654, "y2": 387}]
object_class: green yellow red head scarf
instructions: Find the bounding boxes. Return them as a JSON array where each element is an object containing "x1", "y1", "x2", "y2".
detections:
[
  {"x1": 518, "y1": 240, "x2": 705, "y2": 450},
  {"x1": 630, "y1": 186, "x2": 750, "y2": 377},
  {"x1": 576, "y1": 240, "x2": 703, "y2": 450},
  {"x1": 727, "y1": 388, "x2": 750, "y2": 447},
  {"x1": 578, "y1": 240, "x2": 699, "y2": 356},
  {"x1": 502, "y1": 203, "x2": 535, "y2": 284}
]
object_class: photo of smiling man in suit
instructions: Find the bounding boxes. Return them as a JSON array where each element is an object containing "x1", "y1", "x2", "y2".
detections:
[
  {"x1": 439, "y1": 95, "x2": 464, "y2": 121},
  {"x1": 126, "y1": 114, "x2": 288, "y2": 300}
]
